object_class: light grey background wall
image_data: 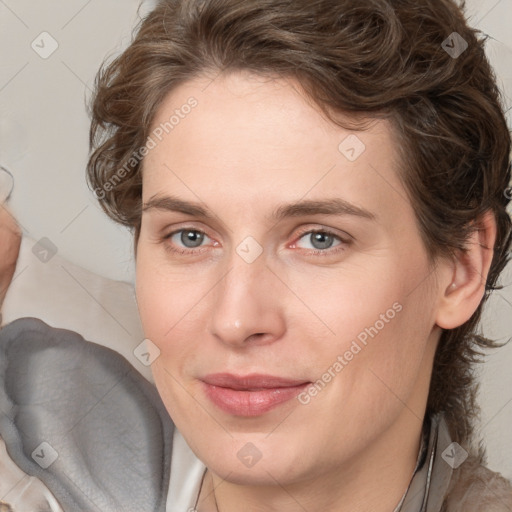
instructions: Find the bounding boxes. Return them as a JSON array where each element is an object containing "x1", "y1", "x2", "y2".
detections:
[
  {"x1": 1, "y1": 0, "x2": 511, "y2": 479},
  {"x1": 1, "y1": 0, "x2": 157, "y2": 283}
]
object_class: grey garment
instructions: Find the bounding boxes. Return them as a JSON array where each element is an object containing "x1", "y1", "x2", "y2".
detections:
[
  {"x1": 396, "y1": 412, "x2": 453, "y2": 512},
  {"x1": 0, "y1": 317, "x2": 174, "y2": 512},
  {"x1": 398, "y1": 412, "x2": 512, "y2": 512}
]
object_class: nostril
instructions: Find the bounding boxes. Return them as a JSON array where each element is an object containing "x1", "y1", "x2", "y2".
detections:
[{"x1": 246, "y1": 333, "x2": 269, "y2": 344}]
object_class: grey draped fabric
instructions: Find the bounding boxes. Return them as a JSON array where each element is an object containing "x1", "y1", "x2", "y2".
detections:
[{"x1": 0, "y1": 317, "x2": 174, "y2": 512}]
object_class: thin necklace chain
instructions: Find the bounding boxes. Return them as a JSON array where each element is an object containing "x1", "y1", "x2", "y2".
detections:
[
  {"x1": 199, "y1": 443, "x2": 424, "y2": 512},
  {"x1": 202, "y1": 470, "x2": 404, "y2": 512},
  {"x1": 212, "y1": 471, "x2": 220, "y2": 512},
  {"x1": 194, "y1": 469, "x2": 221, "y2": 512}
]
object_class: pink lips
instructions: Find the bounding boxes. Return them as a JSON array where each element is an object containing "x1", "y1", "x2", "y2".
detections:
[{"x1": 201, "y1": 373, "x2": 310, "y2": 416}]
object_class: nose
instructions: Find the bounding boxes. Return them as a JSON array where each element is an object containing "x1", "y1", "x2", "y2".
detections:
[{"x1": 208, "y1": 250, "x2": 286, "y2": 349}]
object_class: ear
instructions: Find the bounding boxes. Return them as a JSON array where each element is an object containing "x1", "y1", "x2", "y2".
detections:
[{"x1": 435, "y1": 211, "x2": 497, "y2": 330}]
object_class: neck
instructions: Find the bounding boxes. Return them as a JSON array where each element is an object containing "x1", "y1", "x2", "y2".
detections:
[{"x1": 197, "y1": 408, "x2": 425, "y2": 512}]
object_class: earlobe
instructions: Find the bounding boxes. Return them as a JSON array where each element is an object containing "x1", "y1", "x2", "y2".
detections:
[{"x1": 435, "y1": 211, "x2": 497, "y2": 330}]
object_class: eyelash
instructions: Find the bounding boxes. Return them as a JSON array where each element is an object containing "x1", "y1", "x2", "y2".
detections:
[{"x1": 161, "y1": 226, "x2": 351, "y2": 257}]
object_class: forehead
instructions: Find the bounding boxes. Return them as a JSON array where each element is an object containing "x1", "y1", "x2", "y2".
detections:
[{"x1": 142, "y1": 71, "x2": 410, "y2": 224}]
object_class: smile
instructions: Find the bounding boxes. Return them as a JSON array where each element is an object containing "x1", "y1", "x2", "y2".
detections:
[{"x1": 201, "y1": 373, "x2": 311, "y2": 416}]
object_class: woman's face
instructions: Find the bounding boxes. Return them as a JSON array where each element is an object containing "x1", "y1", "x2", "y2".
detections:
[{"x1": 136, "y1": 71, "x2": 444, "y2": 487}]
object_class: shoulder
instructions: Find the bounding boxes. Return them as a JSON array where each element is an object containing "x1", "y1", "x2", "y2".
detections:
[{"x1": 444, "y1": 454, "x2": 512, "y2": 511}]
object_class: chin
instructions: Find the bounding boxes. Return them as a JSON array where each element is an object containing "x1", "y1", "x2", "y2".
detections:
[
  {"x1": 199, "y1": 431, "x2": 316, "y2": 483},
  {"x1": 206, "y1": 454, "x2": 306, "y2": 487}
]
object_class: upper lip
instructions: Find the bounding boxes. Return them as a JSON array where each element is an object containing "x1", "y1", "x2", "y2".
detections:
[{"x1": 202, "y1": 373, "x2": 310, "y2": 390}]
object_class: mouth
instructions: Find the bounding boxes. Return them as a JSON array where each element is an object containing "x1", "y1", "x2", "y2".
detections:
[{"x1": 201, "y1": 373, "x2": 311, "y2": 417}]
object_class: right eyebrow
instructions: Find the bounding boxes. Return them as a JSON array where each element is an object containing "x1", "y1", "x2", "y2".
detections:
[{"x1": 142, "y1": 195, "x2": 213, "y2": 218}]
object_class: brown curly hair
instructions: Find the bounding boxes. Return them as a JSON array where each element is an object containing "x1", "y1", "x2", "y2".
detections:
[{"x1": 87, "y1": 0, "x2": 512, "y2": 449}]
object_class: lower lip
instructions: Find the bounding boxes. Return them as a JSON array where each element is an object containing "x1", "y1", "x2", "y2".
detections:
[{"x1": 202, "y1": 382, "x2": 310, "y2": 416}]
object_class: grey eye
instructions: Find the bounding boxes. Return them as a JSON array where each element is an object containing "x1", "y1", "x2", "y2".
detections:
[
  {"x1": 296, "y1": 231, "x2": 342, "y2": 251},
  {"x1": 309, "y1": 232, "x2": 335, "y2": 250},
  {"x1": 180, "y1": 229, "x2": 205, "y2": 248}
]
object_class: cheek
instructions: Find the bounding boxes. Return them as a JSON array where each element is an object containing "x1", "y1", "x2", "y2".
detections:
[
  {"x1": 135, "y1": 246, "x2": 206, "y2": 345},
  {"x1": 285, "y1": 263, "x2": 408, "y2": 353},
  {"x1": 135, "y1": 253, "x2": 207, "y2": 427},
  {"x1": 295, "y1": 259, "x2": 437, "y2": 418},
  {"x1": 325, "y1": 285, "x2": 435, "y2": 430}
]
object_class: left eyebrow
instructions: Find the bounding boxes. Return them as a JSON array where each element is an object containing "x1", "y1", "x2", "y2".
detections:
[
  {"x1": 270, "y1": 198, "x2": 376, "y2": 222},
  {"x1": 142, "y1": 195, "x2": 376, "y2": 222}
]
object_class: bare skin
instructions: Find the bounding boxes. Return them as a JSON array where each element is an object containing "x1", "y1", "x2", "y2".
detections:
[
  {"x1": 135, "y1": 70, "x2": 495, "y2": 512},
  {"x1": 0, "y1": 206, "x2": 21, "y2": 316}
]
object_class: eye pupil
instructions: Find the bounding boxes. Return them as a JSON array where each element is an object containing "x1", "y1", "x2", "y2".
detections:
[
  {"x1": 181, "y1": 230, "x2": 204, "y2": 248},
  {"x1": 311, "y1": 232, "x2": 334, "y2": 250}
]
